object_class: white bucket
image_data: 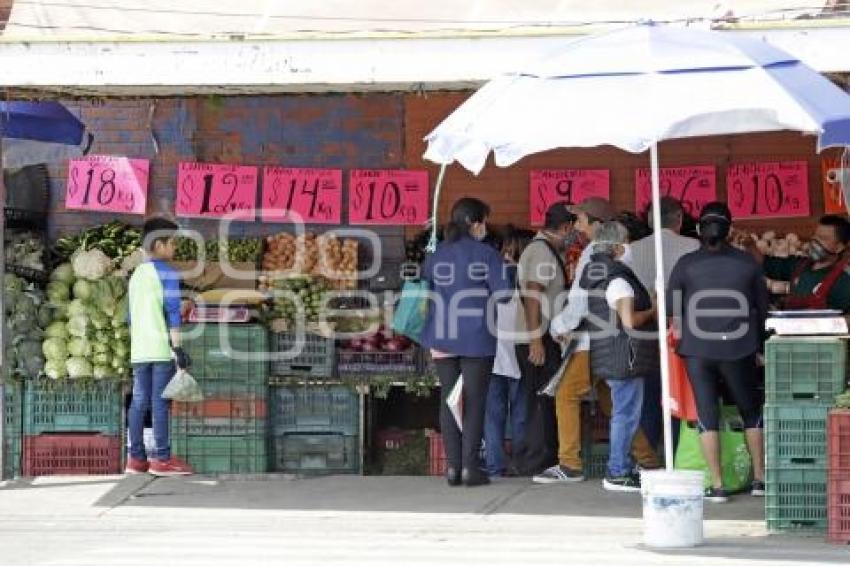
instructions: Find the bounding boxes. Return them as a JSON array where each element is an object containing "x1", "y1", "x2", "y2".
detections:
[{"x1": 641, "y1": 470, "x2": 705, "y2": 548}]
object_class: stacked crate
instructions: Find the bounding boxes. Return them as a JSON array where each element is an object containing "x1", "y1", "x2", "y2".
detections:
[
  {"x1": 827, "y1": 409, "x2": 850, "y2": 544},
  {"x1": 2, "y1": 381, "x2": 22, "y2": 479},
  {"x1": 764, "y1": 337, "x2": 848, "y2": 533},
  {"x1": 269, "y1": 383, "x2": 360, "y2": 474},
  {"x1": 581, "y1": 400, "x2": 610, "y2": 479},
  {"x1": 172, "y1": 324, "x2": 268, "y2": 474},
  {"x1": 20, "y1": 379, "x2": 124, "y2": 476}
]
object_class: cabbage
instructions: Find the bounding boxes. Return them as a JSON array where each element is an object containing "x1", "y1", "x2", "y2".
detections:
[
  {"x1": 113, "y1": 296, "x2": 129, "y2": 327},
  {"x1": 112, "y1": 342, "x2": 129, "y2": 359},
  {"x1": 114, "y1": 327, "x2": 130, "y2": 341},
  {"x1": 67, "y1": 315, "x2": 89, "y2": 337},
  {"x1": 46, "y1": 280, "x2": 71, "y2": 303},
  {"x1": 66, "y1": 357, "x2": 93, "y2": 379},
  {"x1": 44, "y1": 359, "x2": 67, "y2": 380},
  {"x1": 111, "y1": 356, "x2": 123, "y2": 370},
  {"x1": 52, "y1": 302, "x2": 70, "y2": 320},
  {"x1": 37, "y1": 305, "x2": 52, "y2": 328},
  {"x1": 45, "y1": 321, "x2": 69, "y2": 340},
  {"x1": 91, "y1": 312, "x2": 109, "y2": 330},
  {"x1": 4, "y1": 274, "x2": 25, "y2": 294},
  {"x1": 72, "y1": 279, "x2": 93, "y2": 301},
  {"x1": 92, "y1": 342, "x2": 110, "y2": 354},
  {"x1": 67, "y1": 299, "x2": 91, "y2": 318},
  {"x1": 50, "y1": 263, "x2": 75, "y2": 284},
  {"x1": 93, "y1": 365, "x2": 111, "y2": 379},
  {"x1": 92, "y1": 352, "x2": 111, "y2": 366},
  {"x1": 42, "y1": 337, "x2": 68, "y2": 361},
  {"x1": 68, "y1": 337, "x2": 91, "y2": 358},
  {"x1": 95, "y1": 330, "x2": 111, "y2": 344}
]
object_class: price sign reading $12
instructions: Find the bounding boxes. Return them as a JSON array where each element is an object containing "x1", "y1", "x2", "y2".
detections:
[
  {"x1": 176, "y1": 162, "x2": 258, "y2": 221},
  {"x1": 349, "y1": 170, "x2": 429, "y2": 225},
  {"x1": 261, "y1": 167, "x2": 342, "y2": 224},
  {"x1": 727, "y1": 161, "x2": 810, "y2": 219},
  {"x1": 66, "y1": 156, "x2": 149, "y2": 215}
]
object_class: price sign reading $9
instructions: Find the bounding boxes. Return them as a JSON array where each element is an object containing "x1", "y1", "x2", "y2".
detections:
[
  {"x1": 349, "y1": 170, "x2": 429, "y2": 225},
  {"x1": 66, "y1": 156, "x2": 149, "y2": 215},
  {"x1": 176, "y1": 162, "x2": 258, "y2": 221}
]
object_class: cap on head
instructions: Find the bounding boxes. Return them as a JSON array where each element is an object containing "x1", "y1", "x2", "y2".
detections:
[
  {"x1": 699, "y1": 201, "x2": 732, "y2": 225},
  {"x1": 570, "y1": 197, "x2": 615, "y2": 222}
]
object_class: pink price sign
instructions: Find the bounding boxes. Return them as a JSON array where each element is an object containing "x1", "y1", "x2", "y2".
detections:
[
  {"x1": 529, "y1": 169, "x2": 610, "y2": 226},
  {"x1": 635, "y1": 165, "x2": 716, "y2": 217},
  {"x1": 176, "y1": 162, "x2": 258, "y2": 221},
  {"x1": 727, "y1": 161, "x2": 810, "y2": 219},
  {"x1": 65, "y1": 156, "x2": 149, "y2": 215},
  {"x1": 261, "y1": 167, "x2": 342, "y2": 224},
  {"x1": 349, "y1": 169, "x2": 430, "y2": 225}
]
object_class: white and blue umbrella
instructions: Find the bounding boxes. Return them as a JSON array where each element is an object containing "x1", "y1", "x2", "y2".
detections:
[
  {"x1": 0, "y1": 101, "x2": 92, "y2": 169},
  {"x1": 424, "y1": 23, "x2": 850, "y2": 469}
]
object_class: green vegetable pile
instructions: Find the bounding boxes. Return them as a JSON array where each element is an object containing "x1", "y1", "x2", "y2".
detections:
[
  {"x1": 5, "y1": 230, "x2": 45, "y2": 271},
  {"x1": 54, "y1": 221, "x2": 141, "y2": 262},
  {"x1": 3, "y1": 274, "x2": 51, "y2": 380},
  {"x1": 835, "y1": 389, "x2": 850, "y2": 409},
  {"x1": 41, "y1": 262, "x2": 130, "y2": 380},
  {"x1": 173, "y1": 237, "x2": 262, "y2": 263},
  {"x1": 267, "y1": 275, "x2": 330, "y2": 324}
]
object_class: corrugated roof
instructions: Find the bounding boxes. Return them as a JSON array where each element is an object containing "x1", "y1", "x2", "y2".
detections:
[{"x1": 1, "y1": 0, "x2": 839, "y2": 40}]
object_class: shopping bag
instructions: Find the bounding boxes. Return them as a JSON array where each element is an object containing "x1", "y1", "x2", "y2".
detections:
[
  {"x1": 667, "y1": 329, "x2": 699, "y2": 422},
  {"x1": 161, "y1": 369, "x2": 204, "y2": 402},
  {"x1": 446, "y1": 375, "x2": 464, "y2": 431},
  {"x1": 674, "y1": 405, "x2": 753, "y2": 492},
  {"x1": 391, "y1": 280, "x2": 430, "y2": 343}
]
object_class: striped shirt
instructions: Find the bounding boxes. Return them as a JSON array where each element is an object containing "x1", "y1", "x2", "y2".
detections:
[{"x1": 627, "y1": 229, "x2": 700, "y2": 293}]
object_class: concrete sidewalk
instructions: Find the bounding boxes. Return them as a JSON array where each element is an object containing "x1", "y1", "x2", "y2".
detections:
[{"x1": 0, "y1": 474, "x2": 845, "y2": 565}]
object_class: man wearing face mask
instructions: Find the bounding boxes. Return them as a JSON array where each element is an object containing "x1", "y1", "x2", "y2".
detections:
[
  {"x1": 757, "y1": 215, "x2": 850, "y2": 312},
  {"x1": 513, "y1": 201, "x2": 576, "y2": 475}
]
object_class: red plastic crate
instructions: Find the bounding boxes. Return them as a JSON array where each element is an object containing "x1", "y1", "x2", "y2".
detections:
[
  {"x1": 828, "y1": 409, "x2": 850, "y2": 472},
  {"x1": 427, "y1": 430, "x2": 447, "y2": 476},
  {"x1": 23, "y1": 434, "x2": 122, "y2": 476},
  {"x1": 828, "y1": 469, "x2": 850, "y2": 544}
]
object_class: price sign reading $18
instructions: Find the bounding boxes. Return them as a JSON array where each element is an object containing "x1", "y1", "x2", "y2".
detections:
[
  {"x1": 261, "y1": 167, "x2": 342, "y2": 224},
  {"x1": 529, "y1": 169, "x2": 610, "y2": 226},
  {"x1": 349, "y1": 170, "x2": 429, "y2": 225},
  {"x1": 635, "y1": 165, "x2": 716, "y2": 217},
  {"x1": 66, "y1": 156, "x2": 149, "y2": 215},
  {"x1": 176, "y1": 162, "x2": 258, "y2": 221},
  {"x1": 727, "y1": 161, "x2": 809, "y2": 219}
]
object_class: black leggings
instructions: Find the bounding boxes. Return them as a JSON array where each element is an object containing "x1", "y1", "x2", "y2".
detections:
[{"x1": 684, "y1": 356, "x2": 762, "y2": 432}]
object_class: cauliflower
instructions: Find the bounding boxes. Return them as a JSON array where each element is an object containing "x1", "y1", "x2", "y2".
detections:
[{"x1": 72, "y1": 249, "x2": 113, "y2": 281}]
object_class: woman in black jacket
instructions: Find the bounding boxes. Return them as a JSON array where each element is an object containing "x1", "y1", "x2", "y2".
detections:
[{"x1": 667, "y1": 202, "x2": 767, "y2": 503}]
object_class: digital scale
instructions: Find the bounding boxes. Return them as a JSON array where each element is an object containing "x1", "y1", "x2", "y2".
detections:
[
  {"x1": 188, "y1": 304, "x2": 255, "y2": 323},
  {"x1": 765, "y1": 310, "x2": 849, "y2": 336}
]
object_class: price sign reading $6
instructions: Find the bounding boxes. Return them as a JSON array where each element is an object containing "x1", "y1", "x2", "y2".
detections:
[
  {"x1": 66, "y1": 156, "x2": 149, "y2": 215},
  {"x1": 176, "y1": 162, "x2": 258, "y2": 221},
  {"x1": 349, "y1": 170, "x2": 429, "y2": 225}
]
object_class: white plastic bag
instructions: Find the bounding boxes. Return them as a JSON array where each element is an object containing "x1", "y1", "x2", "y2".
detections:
[
  {"x1": 446, "y1": 375, "x2": 463, "y2": 431},
  {"x1": 161, "y1": 369, "x2": 204, "y2": 402}
]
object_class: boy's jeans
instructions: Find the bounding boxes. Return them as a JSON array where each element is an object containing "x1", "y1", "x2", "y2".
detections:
[
  {"x1": 606, "y1": 377, "x2": 645, "y2": 478},
  {"x1": 129, "y1": 361, "x2": 175, "y2": 461},
  {"x1": 484, "y1": 374, "x2": 527, "y2": 476}
]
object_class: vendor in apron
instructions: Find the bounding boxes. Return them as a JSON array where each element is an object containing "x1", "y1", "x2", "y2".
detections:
[{"x1": 756, "y1": 215, "x2": 850, "y2": 312}]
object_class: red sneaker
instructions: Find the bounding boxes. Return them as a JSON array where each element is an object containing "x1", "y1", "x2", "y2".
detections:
[
  {"x1": 149, "y1": 457, "x2": 194, "y2": 477},
  {"x1": 125, "y1": 457, "x2": 150, "y2": 474}
]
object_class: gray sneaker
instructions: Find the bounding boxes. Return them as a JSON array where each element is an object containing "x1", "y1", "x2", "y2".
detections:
[{"x1": 532, "y1": 465, "x2": 585, "y2": 484}]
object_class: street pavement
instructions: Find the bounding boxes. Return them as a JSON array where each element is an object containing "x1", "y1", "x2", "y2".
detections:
[{"x1": 0, "y1": 474, "x2": 847, "y2": 565}]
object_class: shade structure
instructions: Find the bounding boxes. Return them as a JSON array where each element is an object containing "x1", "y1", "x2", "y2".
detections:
[
  {"x1": 423, "y1": 23, "x2": 850, "y2": 471},
  {"x1": 0, "y1": 102, "x2": 92, "y2": 168}
]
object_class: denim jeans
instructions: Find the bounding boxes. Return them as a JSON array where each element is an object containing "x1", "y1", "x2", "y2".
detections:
[
  {"x1": 128, "y1": 361, "x2": 175, "y2": 461},
  {"x1": 484, "y1": 374, "x2": 527, "y2": 476},
  {"x1": 606, "y1": 377, "x2": 645, "y2": 478}
]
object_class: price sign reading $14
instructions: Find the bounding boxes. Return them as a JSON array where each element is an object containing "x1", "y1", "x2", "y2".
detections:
[
  {"x1": 66, "y1": 156, "x2": 149, "y2": 215},
  {"x1": 727, "y1": 161, "x2": 810, "y2": 219},
  {"x1": 529, "y1": 169, "x2": 610, "y2": 226},
  {"x1": 261, "y1": 167, "x2": 342, "y2": 224},
  {"x1": 176, "y1": 162, "x2": 258, "y2": 221},
  {"x1": 349, "y1": 170, "x2": 429, "y2": 225},
  {"x1": 635, "y1": 165, "x2": 716, "y2": 217}
]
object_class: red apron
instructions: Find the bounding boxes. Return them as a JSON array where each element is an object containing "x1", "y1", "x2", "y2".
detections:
[{"x1": 782, "y1": 257, "x2": 850, "y2": 310}]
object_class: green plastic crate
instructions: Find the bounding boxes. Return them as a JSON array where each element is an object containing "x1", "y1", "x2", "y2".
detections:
[
  {"x1": 582, "y1": 441, "x2": 609, "y2": 479},
  {"x1": 271, "y1": 384, "x2": 359, "y2": 436},
  {"x1": 171, "y1": 416, "x2": 267, "y2": 437},
  {"x1": 766, "y1": 467, "x2": 827, "y2": 532},
  {"x1": 269, "y1": 332, "x2": 335, "y2": 378},
  {"x1": 171, "y1": 380, "x2": 267, "y2": 437},
  {"x1": 765, "y1": 337, "x2": 847, "y2": 405},
  {"x1": 2, "y1": 382, "x2": 22, "y2": 478},
  {"x1": 24, "y1": 380, "x2": 123, "y2": 435},
  {"x1": 182, "y1": 324, "x2": 268, "y2": 384},
  {"x1": 271, "y1": 433, "x2": 359, "y2": 474},
  {"x1": 171, "y1": 434, "x2": 267, "y2": 474},
  {"x1": 765, "y1": 404, "x2": 829, "y2": 468}
]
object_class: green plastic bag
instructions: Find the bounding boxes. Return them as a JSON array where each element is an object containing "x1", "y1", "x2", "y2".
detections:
[
  {"x1": 391, "y1": 280, "x2": 430, "y2": 343},
  {"x1": 674, "y1": 405, "x2": 754, "y2": 493}
]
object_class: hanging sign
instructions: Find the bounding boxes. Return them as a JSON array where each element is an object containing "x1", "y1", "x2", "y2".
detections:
[
  {"x1": 821, "y1": 156, "x2": 845, "y2": 214},
  {"x1": 635, "y1": 165, "x2": 716, "y2": 217},
  {"x1": 727, "y1": 161, "x2": 809, "y2": 219},
  {"x1": 261, "y1": 167, "x2": 342, "y2": 224},
  {"x1": 176, "y1": 162, "x2": 258, "y2": 220},
  {"x1": 65, "y1": 155, "x2": 149, "y2": 215},
  {"x1": 349, "y1": 169, "x2": 429, "y2": 225},
  {"x1": 529, "y1": 169, "x2": 610, "y2": 226}
]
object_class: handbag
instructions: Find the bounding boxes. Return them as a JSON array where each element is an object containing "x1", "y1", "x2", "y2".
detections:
[
  {"x1": 391, "y1": 279, "x2": 430, "y2": 343},
  {"x1": 667, "y1": 329, "x2": 699, "y2": 422}
]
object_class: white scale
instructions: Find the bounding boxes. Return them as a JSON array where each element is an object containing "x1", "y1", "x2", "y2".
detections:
[
  {"x1": 765, "y1": 310, "x2": 849, "y2": 336},
  {"x1": 188, "y1": 304, "x2": 253, "y2": 323}
]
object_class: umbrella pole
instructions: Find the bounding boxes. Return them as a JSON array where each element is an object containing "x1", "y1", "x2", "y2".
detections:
[
  {"x1": 426, "y1": 163, "x2": 447, "y2": 253},
  {"x1": 649, "y1": 142, "x2": 675, "y2": 471}
]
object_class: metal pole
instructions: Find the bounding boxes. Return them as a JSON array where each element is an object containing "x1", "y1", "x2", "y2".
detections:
[
  {"x1": 426, "y1": 164, "x2": 447, "y2": 253},
  {"x1": 650, "y1": 142, "x2": 675, "y2": 471}
]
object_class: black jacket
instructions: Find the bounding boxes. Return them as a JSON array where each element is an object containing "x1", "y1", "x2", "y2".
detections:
[{"x1": 667, "y1": 244, "x2": 768, "y2": 361}]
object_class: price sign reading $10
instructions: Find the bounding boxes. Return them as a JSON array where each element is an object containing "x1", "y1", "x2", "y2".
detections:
[
  {"x1": 176, "y1": 162, "x2": 258, "y2": 221},
  {"x1": 727, "y1": 161, "x2": 810, "y2": 219},
  {"x1": 261, "y1": 167, "x2": 342, "y2": 224},
  {"x1": 349, "y1": 170, "x2": 429, "y2": 225},
  {"x1": 65, "y1": 156, "x2": 149, "y2": 215}
]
